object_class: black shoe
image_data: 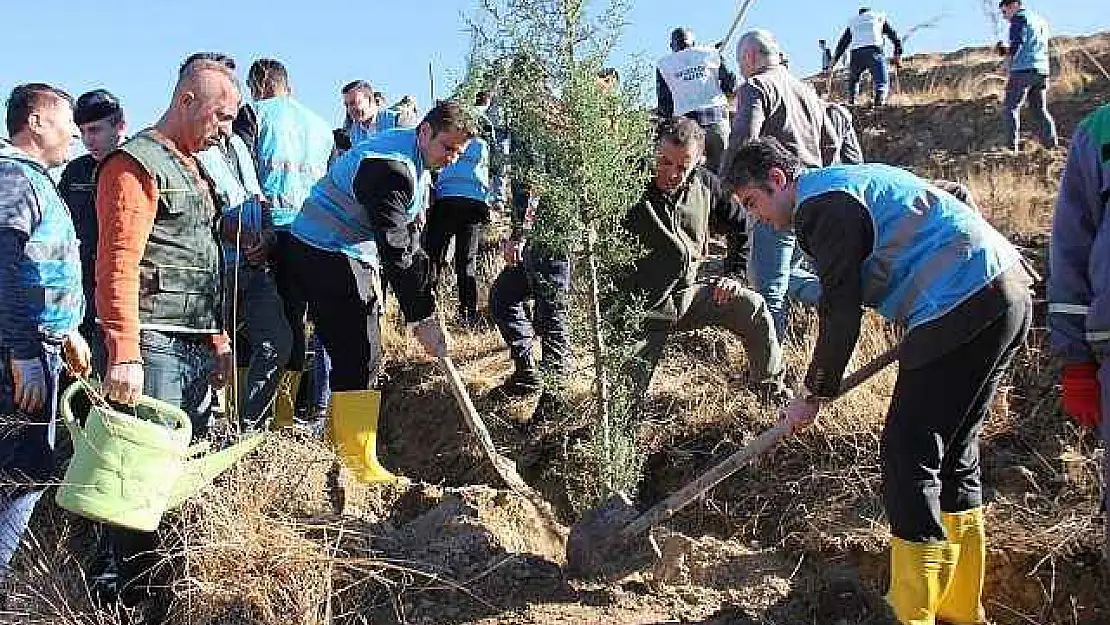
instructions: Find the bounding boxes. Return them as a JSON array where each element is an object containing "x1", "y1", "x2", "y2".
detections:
[
  {"x1": 529, "y1": 389, "x2": 569, "y2": 432},
  {"x1": 496, "y1": 357, "x2": 542, "y2": 397}
]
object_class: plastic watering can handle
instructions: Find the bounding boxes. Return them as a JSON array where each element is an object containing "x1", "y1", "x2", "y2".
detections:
[
  {"x1": 59, "y1": 380, "x2": 110, "y2": 463},
  {"x1": 60, "y1": 380, "x2": 193, "y2": 451}
]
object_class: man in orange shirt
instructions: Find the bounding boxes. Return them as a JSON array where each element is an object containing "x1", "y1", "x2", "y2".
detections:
[
  {"x1": 93, "y1": 55, "x2": 239, "y2": 604},
  {"x1": 95, "y1": 57, "x2": 237, "y2": 435}
]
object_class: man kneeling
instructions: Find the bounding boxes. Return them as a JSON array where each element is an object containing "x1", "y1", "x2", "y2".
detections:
[{"x1": 621, "y1": 117, "x2": 788, "y2": 407}]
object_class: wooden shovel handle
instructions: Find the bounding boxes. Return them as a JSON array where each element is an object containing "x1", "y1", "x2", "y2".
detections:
[{"x1": 619, "y1": 344, "x2": 899, "y2": 539}]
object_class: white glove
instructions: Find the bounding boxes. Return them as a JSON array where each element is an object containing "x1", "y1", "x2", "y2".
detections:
[
  {"x1": 10, "y1": 357, "x2": 46, "y2": 413},
  {"x1": 63, "y1": 331, "x2": 92, "y2": 377}
]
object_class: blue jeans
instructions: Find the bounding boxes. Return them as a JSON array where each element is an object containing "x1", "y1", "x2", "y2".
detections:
[
  {"x1": 227, "y1": 265, "x2": 292, "y2": 430},
  {"x1": 848, "y1": 45, "x2": 889, "y2": 105},
  {"x1": 747, "y1": 221, "x2": 822, "y2": 339},
  {"x1": 490, "y1": 247, "x2": 572, "y2": 377},
  {"x1": 140, "y1": 330, "x2": 216, "y2": 442},
  {"x1": 1003, "y1": 70, "x2": 1058, "y2": 150},
  {"x1": 0, "y1": 341, "x2": 63, "y2": 577}
]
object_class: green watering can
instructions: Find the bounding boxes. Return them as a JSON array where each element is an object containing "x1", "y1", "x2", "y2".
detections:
[{"x1": 54, "y1": 381, "x2": 265, "y2": 532}]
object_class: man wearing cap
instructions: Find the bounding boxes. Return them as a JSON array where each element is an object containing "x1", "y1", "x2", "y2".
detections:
[
  {"x1": 58, "y1": 89, "x2": 127, "y2": 372},
  {"x1": 656, "y1": 27, "x2": 738, "y2": 172},
  {"x1": 0, "y1": 83, "x2": 91, "y2": 580}
]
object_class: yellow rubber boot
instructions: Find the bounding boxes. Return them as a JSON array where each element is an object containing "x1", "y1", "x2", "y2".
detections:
[
  {"x1": 886, "y1": 537, "x2": 959, "y2": 625},
  {"x1": 937, "y1": 508, "x2": 988, "y2": 624},
  {"x1": 271, "y1": 370, "x2": 303, "y2": 430},
  {"x1": 328, "y1": 390, "x2": 401, "y2": 483}
]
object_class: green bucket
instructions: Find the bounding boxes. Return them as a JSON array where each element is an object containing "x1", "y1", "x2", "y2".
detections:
[{"x1": 54, "y1": 381, "x2": 265, "y2": 531}]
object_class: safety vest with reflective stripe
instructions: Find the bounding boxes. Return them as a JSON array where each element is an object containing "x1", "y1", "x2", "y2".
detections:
[
  {"x1": 656, "y1": 46, "x2": 728, "y2": 116},
  {"x1": 196, "y1": 134, "x2": 264, "y2": 265},
  {"x1": 796, "y1": 164, "x2": 1020, "y2": 330},
  {"x1": 0, "y1": 145, "x2": 84, "y2": 338},
  {"x1": 434, "y1": 136, "x2": 490, "y2": 203},
  {"x1": 292, "y1": 127, "x2": 429, "y2": 265},
  {"x1": 252, "y1": 96, "x2": 333, "y2": 228},
  {"x1": 346, "y1": 108, "x2": 400, "y2": 149},
  {"x1": 1010, "y1": 9, "x2": 1051, "y2": 75}
]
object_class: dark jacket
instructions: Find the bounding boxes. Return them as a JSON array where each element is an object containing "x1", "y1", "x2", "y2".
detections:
[
  {"x1": 623, "y1": 167, "x2": 745, "y2": 322},
  {"x1": 58, "y1": 153, "x2": 100, "y2": 328}
]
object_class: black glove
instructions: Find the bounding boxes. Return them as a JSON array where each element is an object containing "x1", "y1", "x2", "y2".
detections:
[
  {"x1": 995, "y1": 42, "x2": 1009, "y2": 57},
  {"x1": 333, "y1": 128, "x2": 352, "y2": 151}
]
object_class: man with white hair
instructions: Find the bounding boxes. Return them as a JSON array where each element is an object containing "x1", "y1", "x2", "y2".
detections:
[{"x1": 720, "y1": 29, "x2": 827, "y2": 340}]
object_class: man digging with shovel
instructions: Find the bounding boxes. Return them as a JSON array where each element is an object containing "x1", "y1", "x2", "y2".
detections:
[{"x1": 725, "y1": 137, "x2": 1032, "y2": 625}]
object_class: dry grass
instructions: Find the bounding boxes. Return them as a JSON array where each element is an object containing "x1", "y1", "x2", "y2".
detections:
[{"x1": 966, "y1": 164, "x2": 1058, "y2": 235}]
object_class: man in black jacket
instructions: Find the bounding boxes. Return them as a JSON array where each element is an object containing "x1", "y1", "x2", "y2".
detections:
[{"x1": 58, "y1": 89, "x2": 127, "y2": 372}]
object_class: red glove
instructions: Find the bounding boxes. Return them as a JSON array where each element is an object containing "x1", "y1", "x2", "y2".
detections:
[{"x1": 1061, "y1": 362, "x2": 1102, "y2": 428}]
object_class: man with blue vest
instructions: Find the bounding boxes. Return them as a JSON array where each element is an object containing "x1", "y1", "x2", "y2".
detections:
[
  {"x1": 1047, "y1": 103, "x2": 1110, "y2": 569},
  {"x1": 997, "y1": 0, "x2": 1058, "y2": 151},
  {"x1": 0, "y1": 83, "x2": 91, "y2": 580},
  {"x1": 289, "y1": 100, "x2": 474, "y2": 482},
  {"x1": 58, "y1": 90, "x2": 128, "y2": 374},
  {"x1": 245, "y1": 58, "x2": 334, "y2": 432},
  {"x1": 335, "y1": 80, "x2": 399, "y2": 154},
  {"x1": 830, "y1": 7, "x2": 904, "y2": 107},
  {"x1": 425, "y1": 92, "x2": 501, "y2": 327},
  {"x1": 724, "y1": 138, "x2": 1032, "y2": 625},
  {"x1": 197, "y1": 120, "x2": 290, "y2": 433},
  {"x1": 656, "y1": 27, "x2": 738, "y2": 172}
]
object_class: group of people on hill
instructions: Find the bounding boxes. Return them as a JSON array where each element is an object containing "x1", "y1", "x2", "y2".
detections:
[
  {"x1": 0, "y1": 1, "x2": 1104, "y2": 623},
  {"x1": 814, "y1": 1, "x2": 1058, "y2": 153}
]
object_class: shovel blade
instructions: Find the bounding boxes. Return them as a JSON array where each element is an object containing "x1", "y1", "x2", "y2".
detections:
[{"x1": 567, "y1": 491, "x2": 651, "y2": 579}]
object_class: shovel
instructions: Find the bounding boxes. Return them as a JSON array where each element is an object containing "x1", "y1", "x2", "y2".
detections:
[
  {"x1": 566, "y1": 345, "x2": 899, "y2": 579},
  {"x1": 438, "y1": 356, "x2": 533, "y2": 492}
]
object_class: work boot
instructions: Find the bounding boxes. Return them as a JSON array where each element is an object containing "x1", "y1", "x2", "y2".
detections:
[
  {"x1": 271, "y1": 370, "x2": 303, "y2": 430},
  {"x1": 886, "y1": 537, "x2": 959, "y2": 625},
  {"x1": 937, "y1": 508, "x2": 987, "y2": 625},
  {"x1": 528, "y1": 387, "x2": 570, "y2": 434},
  {"x1": 497, "y1": 355, "x2": 542, "y2": 397},
  {"x1": 327, "y1": 390, "x2": 402, "y2": 483}
]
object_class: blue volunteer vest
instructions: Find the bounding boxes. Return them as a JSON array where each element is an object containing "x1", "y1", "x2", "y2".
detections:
[
  {"x1": 433, "y1": 136, "x2": 490, "y2": 203},
  {"x1": 796, "y1": 164, "x2": 1020, "y2": 329},
  {"x1": 252, "y1": 96, "x2": 333, "y2": 228},
  {"x1": 292, "y1": 128, "x2": 428, "y2": 264},
  {"x1": 0, "y1": 146, "x2": 84, "y2": 337},
  {"x1": 196, "y1": 134, "x2": 264, "y2": 265},
  {"x1": 1011, "y1": 9, "x2": 1051, "y2": 75},
  {"x1": 346, "y1": 109, "x2": 400, "y2": 148}
]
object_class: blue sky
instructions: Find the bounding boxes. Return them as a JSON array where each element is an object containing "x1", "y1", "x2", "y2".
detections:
[{"x1": 0, "y1": 0, "x2": 1104, "y2": 133}]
